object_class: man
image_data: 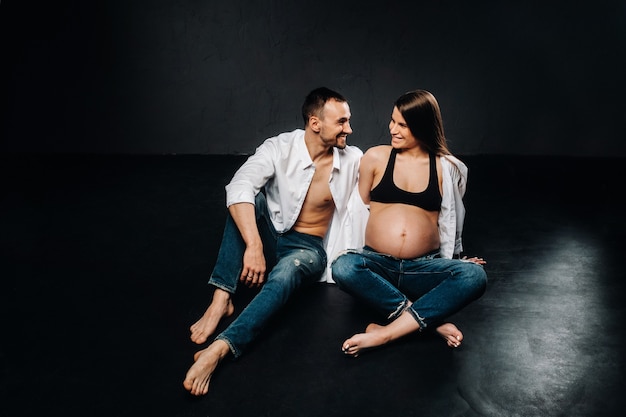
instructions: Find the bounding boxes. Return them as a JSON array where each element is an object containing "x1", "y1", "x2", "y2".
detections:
[{"x1": 183, "y1": 87, "x2": 362, "y2": 396}]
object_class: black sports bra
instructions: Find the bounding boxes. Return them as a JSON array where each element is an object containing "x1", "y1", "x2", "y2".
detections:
[{"x1": 370, "y1": 148, "x2": 442, "y2": 211}]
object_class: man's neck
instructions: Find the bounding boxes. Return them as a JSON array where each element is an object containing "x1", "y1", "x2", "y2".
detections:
[{"x1": 304, "y1": 132, "x2": 334, "y2": 163}]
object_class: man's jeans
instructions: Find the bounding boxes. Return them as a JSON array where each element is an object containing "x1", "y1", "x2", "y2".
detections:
[
  {"x1": 331, "y1": 246, "x2": 487, "y2": 330},
  {"x1": 209, "y1": 193, "x2": 326, "y2": 358}
]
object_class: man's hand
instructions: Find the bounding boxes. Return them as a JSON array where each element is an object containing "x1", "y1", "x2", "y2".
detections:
[
  {"x1": 228, "y1": 202, "x2": 267, "y2": 288},
  {"x1": 240, "y1": 244, "x2": 266, "y2": 287}
]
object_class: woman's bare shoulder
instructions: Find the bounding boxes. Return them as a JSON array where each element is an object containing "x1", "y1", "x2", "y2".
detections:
[{"x1": 363, "y1": 144, "x2": 392, "y2": 160}]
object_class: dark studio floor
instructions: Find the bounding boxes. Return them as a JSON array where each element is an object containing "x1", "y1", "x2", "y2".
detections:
[{"x1": 1, "y1": 153, "x2": 625, "y2": 417}]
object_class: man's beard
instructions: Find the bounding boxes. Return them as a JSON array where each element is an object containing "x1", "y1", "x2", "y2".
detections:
[{"x1": 334, "y1": 136, "x2": 347, "y2": 149}]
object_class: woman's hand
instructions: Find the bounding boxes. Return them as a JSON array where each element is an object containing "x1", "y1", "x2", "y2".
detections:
[{"x1": 461, "y1": 256, "x2": 486, "y2": 265}]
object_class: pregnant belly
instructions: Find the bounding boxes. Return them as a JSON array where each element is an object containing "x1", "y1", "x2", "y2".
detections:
[{"x1": 365, "y1": 204, "x2": 440, "y2": 259}]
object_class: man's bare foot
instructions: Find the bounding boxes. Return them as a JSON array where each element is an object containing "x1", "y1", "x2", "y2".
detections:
[
  {"x1": 190, "y1": 290, "x2": 235, "y2": 344},
  {"x1": 341, "y1": 323, "x2": 389, "y2": 357},
  {"x1": 183, "y1": 339, "x2": 230, "y2": 396},
  {"x1": 436, "y1": 322, "x2": 463, "y2": 348}
]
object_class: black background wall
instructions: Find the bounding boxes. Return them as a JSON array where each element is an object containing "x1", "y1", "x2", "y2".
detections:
[{"x1": 2, "y1": 0, "x2": 625, "y2": 157}]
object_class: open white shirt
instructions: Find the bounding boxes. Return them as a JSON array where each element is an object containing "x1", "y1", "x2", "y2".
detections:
[{"x1": 225, "y1": 129, "x2": 363, "y2": 282}]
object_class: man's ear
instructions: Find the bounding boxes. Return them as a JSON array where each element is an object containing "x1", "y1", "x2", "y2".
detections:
[{"x1": 309, "y1": 116, "x2": 321, "y2": 133}]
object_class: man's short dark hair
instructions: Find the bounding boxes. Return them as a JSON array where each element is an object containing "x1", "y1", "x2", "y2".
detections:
[{"x1": 301, "y1": 87, "x2": 348, "y2": 126}]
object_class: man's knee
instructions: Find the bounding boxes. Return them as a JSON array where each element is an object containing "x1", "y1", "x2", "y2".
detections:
[{"x1": 273, "y1": 249, "x2": 325, "y2": 283}]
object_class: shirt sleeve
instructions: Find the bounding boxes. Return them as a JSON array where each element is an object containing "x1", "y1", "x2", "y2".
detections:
[
  {"x1": 438, "y1": 156, "x2": 468, "y2": 258},
  {"x1": 225, "y1": 139, "x2": 278, "y2": 207}
]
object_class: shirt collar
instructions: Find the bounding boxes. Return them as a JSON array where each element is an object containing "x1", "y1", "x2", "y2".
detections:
[
  {"x1": 296, "y1": 132, "x2": 342, "y2": 171},
  {"x1": 331, "y1": 146, "x2": 341, "y2": 171},
  {"x1": 295, "y1": 132, "x2": 313, "y2": 168}
]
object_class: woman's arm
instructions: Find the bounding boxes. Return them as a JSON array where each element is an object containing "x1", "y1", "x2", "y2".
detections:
[{"x1": 358, "y1": 146, "x2": 386, "y2": 204}]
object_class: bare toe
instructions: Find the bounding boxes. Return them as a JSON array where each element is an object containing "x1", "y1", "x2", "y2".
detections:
[{"x1": 436, "y1": 323, "x2": 463, "y2": 348}]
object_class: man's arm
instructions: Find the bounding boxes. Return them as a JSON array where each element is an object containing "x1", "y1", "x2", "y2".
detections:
[
  {"x1": 224, "y1": 138, "x2": 282, "y2": 286},
  {"x1": 228, "y1": 202, "x2": 266, "y2": 287}
]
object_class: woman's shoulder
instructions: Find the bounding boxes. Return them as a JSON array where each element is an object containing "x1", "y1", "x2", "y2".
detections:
[
  {"x1": 361, "y1": 145, "x2": 392, "y2": 167},
  {"x1": 364, "y1": 144, "x2": 392, "y2": 158}
]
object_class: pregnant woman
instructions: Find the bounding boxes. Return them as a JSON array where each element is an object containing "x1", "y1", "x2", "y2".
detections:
[{"x1": 331, "y1": 89, "x2": 487, "y2": 356}]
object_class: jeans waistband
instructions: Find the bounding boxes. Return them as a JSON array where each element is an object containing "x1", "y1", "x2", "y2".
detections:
[
  {"x1": 281, "y1": 229, "x2": 324, "y2": 243},
  {"x1": 363, "y1": 246, "x2": 440, "y2": 261}
]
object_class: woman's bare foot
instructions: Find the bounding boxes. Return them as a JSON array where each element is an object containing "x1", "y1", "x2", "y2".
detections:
[
  {"x1": 190, "y1": 289, "x2": 235, "y2": 344},
  {"x1": 341, "y1": 311, "x2": 424, "y2": 357},
  {"x1": 183, "y1": 340, "x2": 230, "y2": 396},
  {"x1": 341, "y1": 318, "x2": 463, "y2": 356},
  {"x1": 436, "y1": 322, "x2": 463, "y2": 347},
  {"x1": 341, "y1": 323, "x2": 389, "y2": 357}
]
